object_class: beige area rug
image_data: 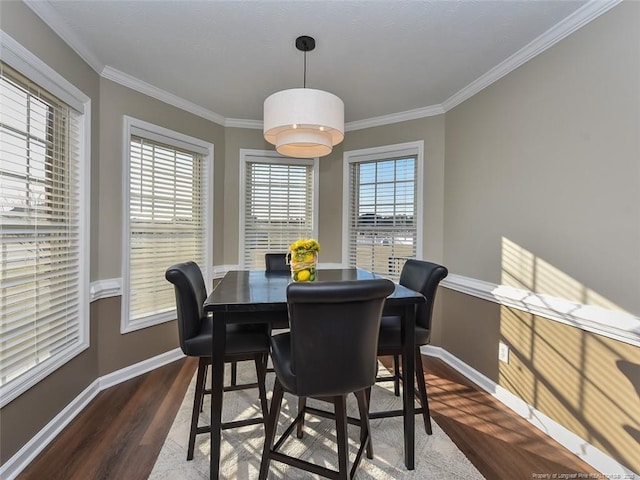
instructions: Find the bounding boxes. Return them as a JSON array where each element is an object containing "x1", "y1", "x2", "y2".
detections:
[{"x1": 149, "y1": 361, "x2": 485, "y2": 479}]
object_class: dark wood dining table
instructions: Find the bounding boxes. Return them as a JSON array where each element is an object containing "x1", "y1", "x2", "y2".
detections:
[{"x1": 203, "y1": 268, "x2": 425, "y2": 479}]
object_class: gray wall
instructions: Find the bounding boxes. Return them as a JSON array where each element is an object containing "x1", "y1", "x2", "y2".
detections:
[
  {"x1": 442, "y1": 2, "x2": 640, "y2": 472},
  {"x1": 443, "y1": 2, "x2": 639, "y2": 314}
]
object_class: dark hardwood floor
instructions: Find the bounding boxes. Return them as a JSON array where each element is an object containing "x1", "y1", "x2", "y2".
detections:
[{"x1": 17, "y1": 355, "x2": 599, "y2": 480}]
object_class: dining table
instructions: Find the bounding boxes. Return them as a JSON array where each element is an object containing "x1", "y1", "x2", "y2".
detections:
[{"x1": 203, "y1": 267, "x2": 426, "y2": 480}]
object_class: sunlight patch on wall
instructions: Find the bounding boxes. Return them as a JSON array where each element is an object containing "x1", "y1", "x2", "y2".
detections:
[
  {"x1": 500, "y1": 237, "x2": 624, "y2": 312},
  {"x1": 499, "y1": 306, "x2": 640, "y2": 473},
  {"x1": 498, "y1": 237, "x2": 640, "y2": 473}
]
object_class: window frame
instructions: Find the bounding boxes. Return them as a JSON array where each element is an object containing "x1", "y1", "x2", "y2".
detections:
[
  {"x1": 0, "y1": 33, "x2": 91, "y2": 408},
  {"x1": 121, "y1": 116, "x2": 213, "y2": 333},
  {"x1": 341, "y1": 141, "x2": 424, "y2": 278},
  {"x1": 238, "y1": 149, "x2": 319, "y2": 269}
]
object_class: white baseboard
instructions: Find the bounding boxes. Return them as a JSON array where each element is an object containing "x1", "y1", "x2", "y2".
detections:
[
  {"x1": 0, "y1": 380, "x2": 101, "y2": 480},
  {"x1": 0, "y1": 348, "x2": 185, "y2": 480},
  {"x1": 422, "y1": 345, "x2": 638, "y2": 478},
  {"x1": 99, "y1": 348, "x2": 185, "y2": 390}
]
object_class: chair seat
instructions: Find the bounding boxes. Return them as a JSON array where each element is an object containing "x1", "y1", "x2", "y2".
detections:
[
  {"x1": 377, "y1": 315, "x2": 431, "y2": 350},
  {"x1": 183, "y1": 317, "x2": 270, "y2": 357}
]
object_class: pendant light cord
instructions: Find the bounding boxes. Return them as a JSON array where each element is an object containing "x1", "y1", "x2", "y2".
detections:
[{"x1": 303, "y1": 50, "x2": 307, "y2": 88}]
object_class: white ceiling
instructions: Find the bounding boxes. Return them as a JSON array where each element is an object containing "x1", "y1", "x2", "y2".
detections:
[{"x1": 25, "y1": 0, "x2": 617, "y2": 128}]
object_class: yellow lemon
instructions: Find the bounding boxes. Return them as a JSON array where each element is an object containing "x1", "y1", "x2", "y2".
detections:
[
  {"x1": 303, "y1": 252, "x2": 315, "y2": 262},
  {"x1": 297, "y1": 269, "x2": 311, "y2": 281}
]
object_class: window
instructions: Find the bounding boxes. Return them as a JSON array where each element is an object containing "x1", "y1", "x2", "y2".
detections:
[
  {"x1": 343, "y1": 142, "x2": 423, "y2": 280},
  {"x1": 239, "y1": 149, "x2": 318, "y2": 269},
  {"x1": 122, "y1": 117, "x2": 212, "y2": 333},
  {"x1": 0, "y1": 52, "x2": 90, "y2": 407}
]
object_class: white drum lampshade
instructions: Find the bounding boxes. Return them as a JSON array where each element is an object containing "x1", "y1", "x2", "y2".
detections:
[
  {"x1": 263, "y1": 88, "x2": 344, "y2": 158},
  {"x1": 263, "y1": 36, "x2": 345, "y2": 159}
]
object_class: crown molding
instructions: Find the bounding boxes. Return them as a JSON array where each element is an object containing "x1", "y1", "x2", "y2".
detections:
[
  {"x1": 441, "y1": 273, "x2": 640, "y2": 348},
  {"x1": 23, "y1": 0, "x2": 104, "y2": 73},
  {"x1": 345, "y1": 104, "x2": 446, "y2": 131},
  {"x1": 24, "y1": 0, "x2": 622, "y2": 129},
  {"x1": 222, "y1": 107, "x2": 447, "y2": 132},
  {"x1": 217, "y1": 104, "x2": 449, "y2": 131},
  {"x1": 100, "y1": 66, "x2": 226, "y2": 126},
  {"x1": 442, "y1": 0, "x2": 623, "y2": 112},
  {"x1": 224, "y1": 118, "x2": 263, "y2": 129}
]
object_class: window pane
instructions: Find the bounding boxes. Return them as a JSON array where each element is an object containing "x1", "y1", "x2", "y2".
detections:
[
  {"x1": 242, "y1": 155, "x2": 315, "y2": 269},
  {"x1": 0, "y1": 61, "x2": 84, "y2": 391},
  {"x1": 126, "y1": 135, "x2": 207, "y2": 327},
  {"x1": 347, "y1": 152, "x2": 418, "y2": 280}
]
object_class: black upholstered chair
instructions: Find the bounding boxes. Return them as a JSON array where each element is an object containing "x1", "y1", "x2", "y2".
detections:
[
  {"x1": 165, "y1": 261, "x2": 270, "y2": 460},
  {"x1": 229, "y1": 253, "x2": 291, "y2": 387},
  {"x1": 374, "y1": 259, "x2": 448, "y2": 435},
  {"x1": 259, "y1": 279, "x2": 395, "y2": 480},
  {"x1": 265, "y1": 252, "x2": 290, "y2": 272}
]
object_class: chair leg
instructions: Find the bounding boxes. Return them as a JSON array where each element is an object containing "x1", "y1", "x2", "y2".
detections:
[
  {"x1": 296, "y1": 397, "x2": 307, "y2": 438},
  {"x1": 230, "y1": 360, "x2": 238, "y2": 386},
  {"x1": 199, "y1": 363, "x2": 208, "y2": 412},
  {"x1": 255, "y1": 354, "x2": 269, "y2": 422},
  {"x1": 334, "y1": 395, "x2": 349, "y2": 480},
  {"x1": 393, "y1": 353, "x2": 401, "y2": 396},
  {"x1": 415, "y1": 349, "x2": 432, "y2": 435},
  {"x1": 259, "y1": 379, "x2": 285, "y2": 480},
  {"x1": 355, "y1": 389, "x2": 373, "y2": 459},
  {"x1": 188, "y1": 357, "x2": 208, "y2": 460}
]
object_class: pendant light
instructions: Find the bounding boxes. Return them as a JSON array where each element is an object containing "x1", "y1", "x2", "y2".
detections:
[{"x1": 263, "y1": 36, "x2": 344, "y2": 158}]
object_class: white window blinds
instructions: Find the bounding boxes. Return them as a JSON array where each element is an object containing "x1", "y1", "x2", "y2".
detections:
[
  {"x1": 124, "y1": 133, "x2": 208, "y2": 331},
  {"x1": 346, "y1": 155, "x2": 418, "y2": 279},
  {"x1": 241, "y1": 153, "x2": 316, "y2": 269},
  {"x1": 0, "y1": 62, "x2": 86, "y2": 400}
]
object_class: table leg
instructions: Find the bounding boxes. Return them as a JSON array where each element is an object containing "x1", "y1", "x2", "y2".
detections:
[
  {"x1": 210, "y1": 312, "x2": 226, "y2": 480},
  {"x1": 401, "y1": 304, "x2": 416, "y2": 470}
]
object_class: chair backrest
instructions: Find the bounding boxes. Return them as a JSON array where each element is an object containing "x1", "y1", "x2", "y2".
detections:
[
  {"x1": 165, "y1": 261, "x2": 208, "y2": 356},
  {"x1": 399, "y1": 259, "x2": 448, "y2": 331},
  {"x1": 265, "y1": 253, "x2": 289, "y2": 272},
  {"x1": 286, "y1": 279, "x2": 395, "y2": 397}
]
